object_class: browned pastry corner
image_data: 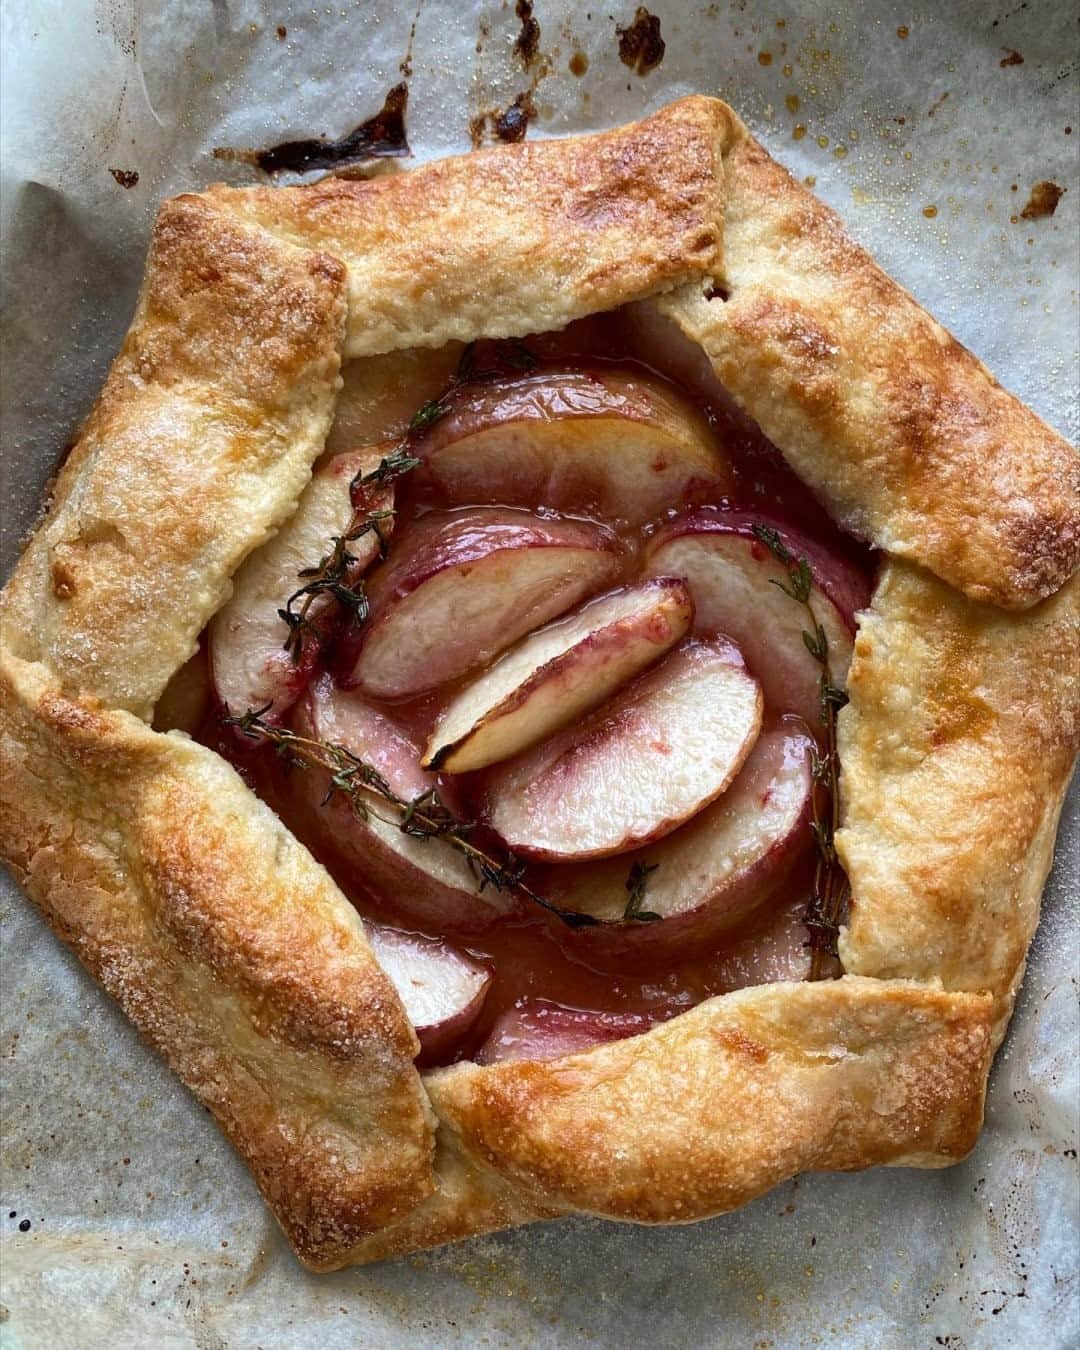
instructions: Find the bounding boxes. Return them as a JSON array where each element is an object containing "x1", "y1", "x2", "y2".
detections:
[{"x1": 1, "y1": 97, "x2": 1076, "y2": 1272}]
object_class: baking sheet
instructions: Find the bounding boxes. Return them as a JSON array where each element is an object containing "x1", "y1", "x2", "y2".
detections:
[{"x1": 1, "y1": 1, "x2": 1077, "y2": 1345}]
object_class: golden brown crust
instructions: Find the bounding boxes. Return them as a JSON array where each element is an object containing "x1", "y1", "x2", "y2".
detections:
[
  {"x1": 0, "y1": 649, "x2": 435, "y2": 1271},
  {"x1": 0, "y1": 96, "x2": 1075, "y2": 1272},
  {"x1": 426, "y1": 979, "x2": 993, "y2": 1224},
  {"x1": 658, "y1": 120, "x2": 1079, "y2": 609},
  {"x1": 1, "y1": 194, "x2": 348, "y2": 720},
  {"x1": 837, "y1": 563, "x2": 1079, "y2": 1041},
  {"x1": 207, "y1": 97, "x2": 734, "y2": 358}
]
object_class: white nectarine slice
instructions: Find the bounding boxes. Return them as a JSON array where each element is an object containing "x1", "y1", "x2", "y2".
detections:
[
  {"x1": 412, "y1": 366, "x2": 734, "y2": 525},
  {"x1": 550, "y1": 720, "x2": 814, "y2": 951},
  {"x1": 486, "y1": 639, "x2": 763, "y2": 862},
  {"x1": 347, "y1": 508, "x2": 622, "y2": 699},
  {"x1": 291, "y1": 676, "x2": 517, "y2": 932},
  {"x1": 645, "y1": 510, "x2": 871, "y2": 727},
  {"x1": 365, "y1": 923, "x2": 492, "y2": 1064},
  {"x1": 423, "y1": 578, "x2": 693, "y2": 773},
  {"x1": 210, "y1": 447, "x2": 394, "y2": 722},
  {"x1": 474, "y1": 1001, "x2": 655, "y2": 1065}
]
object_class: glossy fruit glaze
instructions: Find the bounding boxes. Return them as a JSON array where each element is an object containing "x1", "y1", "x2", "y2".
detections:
[{"x1": 176, "y1": 307, "x2": 876, "y2": 1065}]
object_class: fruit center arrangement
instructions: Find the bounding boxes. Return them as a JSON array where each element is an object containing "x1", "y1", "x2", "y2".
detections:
[{"x1": 170, "y1": 308, "x2": 875, "y2": 1068}]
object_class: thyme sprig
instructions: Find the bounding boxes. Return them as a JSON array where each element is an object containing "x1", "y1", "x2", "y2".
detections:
[
  {"x1": 623, "y1": 861, "x2": 662, "y2": 922},
  {"x1": 278, "y1": 449, "x2": 420, "y2": 661},
  {"x1": 279, "y1": 341, "x2": 538, "y2": 663},
  {"x1": 223, "y1": 706, "x2": 614, "y2": 930},
  {"x1": 752, "y1": 524, "x2": 849, "y2": 980}
]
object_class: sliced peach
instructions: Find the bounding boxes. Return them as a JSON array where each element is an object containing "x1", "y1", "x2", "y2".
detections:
[
  {"x1": 210, "y1": 446, "x2": 394, "y2": 722},
  {"x1": 365, "y1": 923, "x2": 492, "y2": 1065},
  {"x1": 549, "y1": 720, "x2": 814, "y2": 952},
  {"x1": 291, "y1": 675, "x2": 517, "y2": 932},
  {"x1": 486, "y1": 639, "x2": 762, "y2": 862},
  {"x1": 645, "y1": 510, "x2": 872, "y2": 726},
  {"x1": 474, "y1": 1001, "x2": 656, "y2": 1065},
  {"x1": 346, "y1": 508, "x2": 622, "y2": 699},
  {"x1": 412, "y1": 366, "x2": 734, "y2": 525},
  {"x1": 423, "y1": 578, "x2": 693, "y2": 773}
]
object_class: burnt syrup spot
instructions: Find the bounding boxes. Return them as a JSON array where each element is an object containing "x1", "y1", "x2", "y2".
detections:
[
  {"x1": 513, "y1": 0, "x2": 541, "y2": 68},
  {"x1": 494, "y1": 91, "x2": 536, "y2": 143},
  {"x1": 616, "y1": 6, "x2": 665, "y2": 76},
  {"x1": 1020, "y1": 180, "x2": 1065, "y2": 219},
  {"x1": 217, "y1": 84, "x2": 410, "y2": 176},
  {"x1": 470, "y1": 91, "x2": 537, "y2": 148}
]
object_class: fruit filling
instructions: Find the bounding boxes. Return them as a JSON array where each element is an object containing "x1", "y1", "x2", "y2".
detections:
[{"x1": 170, "y1": 308, "x2": 877, "y2": 1068}]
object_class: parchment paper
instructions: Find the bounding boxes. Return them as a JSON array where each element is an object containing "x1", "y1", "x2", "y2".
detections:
[{"x1": 1, "y1": 2, "x2": 1077, "y2": 1346}]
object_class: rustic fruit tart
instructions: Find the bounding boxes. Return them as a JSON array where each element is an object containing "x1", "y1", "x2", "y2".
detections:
[{"x1": 2, "y1": 99, "x2": 1075, "y2": 1271}]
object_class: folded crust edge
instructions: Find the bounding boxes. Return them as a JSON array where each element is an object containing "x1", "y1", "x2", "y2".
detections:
[{"x1": 334, "y1": 977, "x2": 993, "y2": 1265}]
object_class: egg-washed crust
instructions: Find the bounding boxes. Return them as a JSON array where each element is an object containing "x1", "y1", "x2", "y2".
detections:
[
  {"x1": 0, "y1": 649, "x2": 436, "y2": 1271},
  {"x1": 838, "y1": 562, "x2": 1079, "y2": 1044},
  {"x1": 657, "y1": 128, "x2": 1078, "y2": 610},
  {"x1": 0, "y1": 96, "x2": 1075, "y2": 1272}
]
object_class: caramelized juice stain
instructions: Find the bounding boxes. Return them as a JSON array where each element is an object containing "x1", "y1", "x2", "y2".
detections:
[
  {"x1": 213, "y1": 84, "x2": 409, "y2": 175},
  {"x1": 616, "y1": 7, "x2": 665, "y2": 75}
]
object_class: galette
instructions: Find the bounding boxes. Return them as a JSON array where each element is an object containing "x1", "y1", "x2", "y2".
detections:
[{"x1": 1, "y1": 97, "x2": 1076, "y2": 1271}]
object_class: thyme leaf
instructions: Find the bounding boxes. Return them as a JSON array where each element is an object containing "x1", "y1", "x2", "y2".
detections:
[
  {"x1": 279, "y1": 531, "x2": 373, "y2": 661},
  {"x1": 279, "y1": 440, "x2": 427, "y2": 664},
  {"x1": 356, "y1": 448, "x2": 422, "y2": 488},
  {"x1": 623, "y1": 860, "x2": 662, "y2": 922},
  {"x1": 408, "y1": 399, "x2": 445, "y2": 433},
  {"x1": 222, "y1": 708, "x2": 607, "y2": 930},
  {"x1": 751, "y1": 523, "x2": 849, "y2": 980}
]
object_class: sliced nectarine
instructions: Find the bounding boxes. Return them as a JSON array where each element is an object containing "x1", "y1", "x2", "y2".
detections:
[
  {"x1": 346, "y1": 507, "x2": 622, "y2": 699},
  {"x1": 210, "y1": 446, "x2": 393, "y2": 722},
  {"x1": 424, "y1": 578, "x2": 692, "y2": 772},
  {"x1": 645, "y1": 510, "x2": 871, "y2": 726},
  {"x1": 412, "y1": 366, "x2": 734, "y2": 524},
  {"x1": 474, "y1": 1001, "x2": 655, "y2": 1065},
  {"x1": 365, "y1": 923, "x2": 492, "y2": 1064},
  {"x1": 550, "y1": 720, "x2": 815, "y2": 951},
  {"x1": 486, "y1": 639, "x2": 762, "y2": 862},
  {"x1": 291, "y1": 675, "x2": 517, "y2": 932}
]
